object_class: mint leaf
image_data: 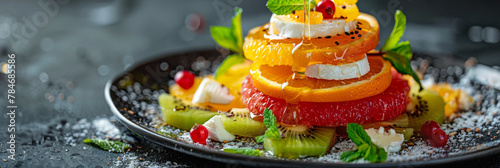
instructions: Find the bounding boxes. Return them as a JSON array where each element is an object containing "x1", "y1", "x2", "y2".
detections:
[
  {"x1": 346, "y1": 123, "x2": 371, "y2": 146},
  {"x1": 384, "y1": 51, "x2": 422, "y2": 91},
  {"x1": 342, "y1": 150, "x2": 362, "y2": 162},
  {"x1": 210, "y1": 7, "x2": 244, "y2": 54},
  {"x1": 255, "y1": 135, "x2": 266, "y2": 143},
  {"x1": 380, "y1": 10, "x2": 423, "y2": 91},
  {"x1": 392, "y1": 41, "x2": 412, "y2": 60},
  {"x1": 214, "y1": 54, "x2": 246, "y2": 80},
  {"x1": 380, "y1": 10, "x2": 406, "y2": 51},
  {"x1": 210, "y1": 26, "x2": 241, "y2": 53},
  {"x1": 266, "y1": 0, "x2": 316, "y2": 15},
  {"x1": 224, "y1": 148, "x2": 263, "y2": 156},
  {"x1": 232, "y1": 7, "x2": 243, "y2": 51},
  {"x1": 83, "y1": 138, "x2": 130, "y2": 153},
  {"x1": 211, "y1": 7, "x2": 247, "y2": 79},
  {"x1": 340, "y1": 150, "x2": 357, "y2": 161},
  {"x1": 255, "y1": 108, "x2": 281, "y2": 143},
  {"x1": 377, "y1": 147, "x2": 388, "y2": 162},
  {"x1": 363, "y1": 145, "x2": 377, "y2": 162},
  {"x1": 262, "y1": 108, "x2": 281, "y2": 140}
]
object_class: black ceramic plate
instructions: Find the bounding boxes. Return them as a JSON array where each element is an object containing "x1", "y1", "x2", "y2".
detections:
[{"x1": 105, "y1": 49, "x2": 500, "y2": 167}]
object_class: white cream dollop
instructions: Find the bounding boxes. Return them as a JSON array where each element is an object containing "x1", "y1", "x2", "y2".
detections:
[
  {"x1": 267, "y1": 14, "x2": 357, "y2": 39},
  {"x1": 305, "y1": 54, "x2": 370, "y2": 80}
]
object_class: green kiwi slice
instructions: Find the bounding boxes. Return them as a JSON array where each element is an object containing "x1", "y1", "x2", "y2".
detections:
[
  {"x1": 263, "y1": 125, "x2": 336, "y2": 159},
  {"x1": 393, "y1": 127, "x2": 414, "y2": 141},
  {"x1": 221, "y1": 108, "x2": 267, "y2": 137},
  {"x1": 158, "y1": 94, "x2": 218, "y2": 130},
  {"x1": 407, "y1": 86, "x2": 445, "y2": 131},
  {"x1": 362, "y1": 113, "x2": 409, "y2": 129}
]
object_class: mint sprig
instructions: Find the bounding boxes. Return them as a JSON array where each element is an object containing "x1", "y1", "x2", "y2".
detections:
[
  {"x1": 256, "y1": 108, "x2": 281, "y2": 143},
  {"x1": 340, "y1": 123, "x2": 387, "y2": 163},
  {"x1": 380, "y1": 10, "x2": 423, "y2": 91},
  {"x1": 266, "y1": 0, "x2": 317, "y2": 15},
  {"x1": 210, "y1": 7, "x2": 246, "y2": 80},
  {"x1": 224, "y1": 148, "x2": 263, "y2": 156},
  {"x1": 83, "y1": 138, "x2": 130, "y2": 153}
]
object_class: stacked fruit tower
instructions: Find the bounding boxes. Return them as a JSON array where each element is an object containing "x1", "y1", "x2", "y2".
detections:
[
  {"x1": 237, "y1": 0, "x2": 415, "y2": 158},
  {"x1": 160, "y1": 0, "x2": 458, "y2": 160},
  {"x1": 242, "y1": 1, "x2": 409, "y2": 127}
]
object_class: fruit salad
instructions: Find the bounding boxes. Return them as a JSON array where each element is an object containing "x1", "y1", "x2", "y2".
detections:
[{"x1": 157, "y1": 0, "x2": 474, "y2": 162}]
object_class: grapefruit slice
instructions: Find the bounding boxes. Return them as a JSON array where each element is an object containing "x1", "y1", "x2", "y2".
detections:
[
  {"x1": 241, "y1": 69, "x2": 410, "y2": 127},
  {"x1": 250, "y1": 56, "x2": 392, "y2": 102}
]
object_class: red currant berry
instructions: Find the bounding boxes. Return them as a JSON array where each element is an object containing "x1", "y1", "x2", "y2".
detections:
[
  {"x1": 428, "y1": 128, "x2": 449, "y2": 147},
  {"x1": 174, "y1": 70, "x2": 195, "y2": 89},
  {"x1": 420, "y1": 120, "x2": 440, "y2": 139},
  {"x1": 190, "y1": 124, "x2": 209, "y2": 145},
  {"x1": 316, "y1": 0, "x2": 336, "y2": 19}
]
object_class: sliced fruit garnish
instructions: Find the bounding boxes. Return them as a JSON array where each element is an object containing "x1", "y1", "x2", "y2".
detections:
[
  {"x1": 216, "y1": 60, "x2": 252, "y2": 97},
  {"x1": 159, "y1": 94, "x2": 218, "y2": 130},
  {"x1": 243, "y1": 13, "x2": 379, "y2": 66},
  {"x1": 221, "y1": 108, "x2": 267, "y2": 137},
  {"x1": 263, "y1": 125, "x2": 336, "y2": 159},
  {"x1": 241, "y1": 69, "x2": 410, "y2": 127},
  {"x1": 249, "y1": 56, "x2": 392, "y2": 102},
  {"x1": 406, "y1": 86, "x2": 445, "y2": 131},
  {"x1": 428, "y1": 83, "x2": 473, "y2": 118}
]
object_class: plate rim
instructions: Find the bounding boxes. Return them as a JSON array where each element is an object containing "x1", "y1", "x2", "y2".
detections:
[{"x1": 104, "y1": 49, "x2": 500, "y2": 167}]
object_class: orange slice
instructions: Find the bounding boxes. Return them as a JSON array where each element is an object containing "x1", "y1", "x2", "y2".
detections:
[
  {"x1": 249, "y1": 56, "x2": 392, "y2": 102},
  {"x1": 243, "y1": 13, "x2": 379, "y2": 66}
]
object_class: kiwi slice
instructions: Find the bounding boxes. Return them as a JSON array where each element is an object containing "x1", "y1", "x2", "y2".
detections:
[
  {"x1": 393, "y1": 128, "x2": 414, "y2": 141},
  {"x1": 158, "y1": 94, "x2": 218, "y2": 130},
  {"x1": 263, "y1": 125, "x2": 336, "y2": 159},
  {"x1": 221, "y1": 108, "x2": 266, "y2": 137},
  {"x1": 407, "y1": 86, "x2": 445, "y2": 131},
  {"x1": 362, "y1": 113, "x2": 409, "y2": 129}
]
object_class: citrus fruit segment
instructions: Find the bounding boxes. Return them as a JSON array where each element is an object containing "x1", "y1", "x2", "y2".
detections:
[
  {"x1": 241, "y1": 69, "x2": 410, "y2": 127},
  {"x1": 170, "y1": 77, "x2": 246, "y2": 112},
  {"x1": 243, "y1": 13, "x2": 379, "y2": 66},
  {"x1": 250, "y1": 56, "x2": 392, "y2": 102}
]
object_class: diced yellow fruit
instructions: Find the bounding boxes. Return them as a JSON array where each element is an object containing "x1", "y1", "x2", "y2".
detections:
[
  {"x1": 333, "y1": 4, "x2": 360, "y2": 22},
  {"x1": 428, "y1": 83, "x2": 473, "y2": 118},
  {"x1": 286, "y1": 10, "x2": 323, "y2": 24}
]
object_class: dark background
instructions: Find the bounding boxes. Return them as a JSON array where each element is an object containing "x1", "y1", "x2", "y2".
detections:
[{"x1": 0, "y1": 0, "x2": 499, "y2": 167}]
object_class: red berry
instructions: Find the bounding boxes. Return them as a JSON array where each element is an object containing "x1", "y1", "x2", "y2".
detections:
[
  {"x1": 174, "y1": 70, "x2": 195, "y2": 89},
  {"x1": 190, "y1": 124, "x2": 209, "y2": 145},
  {"x1": 316, "y1": 0, "x2": 336, "y2": 19},
  {"x1": 428, "y1": 128, "x2": 449, "y2": 147},
  {"x1": 420, "y1": 120, "x2": 448, "y2": 147},
  {"x1": 420, "y1": 120, "x2": 440, "y2": 139}
]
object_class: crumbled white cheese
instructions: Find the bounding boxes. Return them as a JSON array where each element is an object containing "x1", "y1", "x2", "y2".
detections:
[
  {"x1": 203, "y1": 115, "x2": 235, "y2": 142},
  {"x1": 192, "y1": 78, "x2": 234, "y2": 104},
  {"x1": 365, "y1": 127, "x2": 404, "y2": 153}
]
